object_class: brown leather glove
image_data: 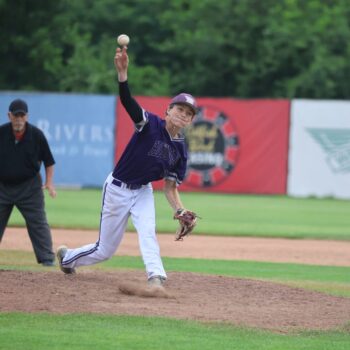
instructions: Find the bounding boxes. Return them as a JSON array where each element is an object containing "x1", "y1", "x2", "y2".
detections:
[{"x1": 173, "y1": 208, "x2": 199, "y2": 241}]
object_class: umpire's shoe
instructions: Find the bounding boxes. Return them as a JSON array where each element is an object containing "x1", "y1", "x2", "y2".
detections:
[{"x1": 57, "y1": 245, "x2": 76, "y2": 274}]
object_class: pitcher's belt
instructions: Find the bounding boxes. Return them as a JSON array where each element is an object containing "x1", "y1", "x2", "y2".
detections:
[{"x1": 112, "y1": 179, "x2": 142, "y2": 190}]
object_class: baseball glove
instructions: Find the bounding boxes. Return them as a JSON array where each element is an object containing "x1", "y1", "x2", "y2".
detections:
[{"x1": 174, "y1": 208, "x2": 199, "y2": 241}]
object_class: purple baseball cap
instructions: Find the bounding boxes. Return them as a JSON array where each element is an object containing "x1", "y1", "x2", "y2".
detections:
[{"x1": 170, "y1": 93, "x2": 197, "y2": 115}]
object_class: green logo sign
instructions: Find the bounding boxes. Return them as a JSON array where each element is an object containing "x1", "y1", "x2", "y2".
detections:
[{"x1": 307, "y1": 128, "x2": 350, "y2": 173}]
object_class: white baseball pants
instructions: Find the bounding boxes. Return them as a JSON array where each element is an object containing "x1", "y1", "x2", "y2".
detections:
[{"x1": 61, "y1": 173, "x2": 167, "y2": 280}]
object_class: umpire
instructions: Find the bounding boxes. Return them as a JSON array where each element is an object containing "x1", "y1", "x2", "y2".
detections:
[{"x1": 0, "y1": 99, "x2": 56, "y2": 266}]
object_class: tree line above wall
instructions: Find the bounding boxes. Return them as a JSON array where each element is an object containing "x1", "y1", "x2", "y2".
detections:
[{"x1": 0, "y1": 0, "x2": 349, "y2": 98}]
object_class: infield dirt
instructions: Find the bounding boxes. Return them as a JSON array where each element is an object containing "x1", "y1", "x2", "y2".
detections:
[{"x1": 1, "y1": 227, "x2": 350, "y2": 332}]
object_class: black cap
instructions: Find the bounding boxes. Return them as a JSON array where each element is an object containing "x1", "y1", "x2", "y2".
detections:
[{"x1": 9, "y1": 99, "x2": 28, "y2": 114}]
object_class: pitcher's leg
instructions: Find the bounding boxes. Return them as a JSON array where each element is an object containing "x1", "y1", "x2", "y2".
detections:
[
  {"x1": 62, "y1": 180, "x2": 131, "y2": 269},
  {"x1": 131, "y1": 185, "x2": 166, "y2": 280}
]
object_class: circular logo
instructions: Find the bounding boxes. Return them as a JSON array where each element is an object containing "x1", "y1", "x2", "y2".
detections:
[{"x1": 184, "y1": 105, "x2": 240, "y2": 187}]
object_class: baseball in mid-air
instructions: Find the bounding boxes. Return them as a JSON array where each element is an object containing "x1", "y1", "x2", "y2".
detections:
[{"x1": 117, "y1": 34, "x2": 130, "y2": 46}]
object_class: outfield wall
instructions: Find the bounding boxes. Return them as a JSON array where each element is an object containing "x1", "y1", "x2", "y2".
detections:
[
  {"x1": 1, "y1": 92, "x2": 349, "y2": 198},
  {"x1": 115, "y1": 97, "x2": 290, "y2": 194},
  {"x1": 0, "y1": 92, "x2": 115, "y2": 187},
  {"x1": 288, "y1": 100, "x2": 350, "y2": 199}
]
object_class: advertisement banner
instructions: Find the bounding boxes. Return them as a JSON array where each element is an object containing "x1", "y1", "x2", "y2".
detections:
[
  {"x1": 288, "y1": 100, "x2": 350, "y2": 199},
  {"x1": 115, "y1": 97, "x2": 290, "y2": 194},
  {"x1": 1, "y1": 92, "x2": 115, "y2": 187}
]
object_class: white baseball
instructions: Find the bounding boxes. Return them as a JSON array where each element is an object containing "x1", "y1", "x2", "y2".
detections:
[{"x1": 117, "y1": 34, "x2": 130, "y2": 46}]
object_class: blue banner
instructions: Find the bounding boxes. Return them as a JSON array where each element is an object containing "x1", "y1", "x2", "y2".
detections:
[{"x1": 0, "y1": 92, "x2": 116, "y2": 187}]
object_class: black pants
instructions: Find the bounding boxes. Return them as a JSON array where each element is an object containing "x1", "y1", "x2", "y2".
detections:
[{"x1": 0, "y1": 174, "x2": 54, "y2": 264}]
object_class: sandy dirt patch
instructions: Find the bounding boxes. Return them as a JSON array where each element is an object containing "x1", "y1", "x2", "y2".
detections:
[
  {"x1": 2, "y1": 227, "x2": 350, "y2": 266},
  {"x1": 1, "y1": 269, "x2": 350, "y2": 332}
]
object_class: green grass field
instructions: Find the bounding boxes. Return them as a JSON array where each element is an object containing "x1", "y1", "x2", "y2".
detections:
[
  {"x1": 3, "y1": 190, "x2": 350, "y2": 349},
  {"x1": 7, "y1": 189, "x2": 350, "y2": 240},
  {"x1": 1, "y1": 313, "x2": 349, "y2": 350}
]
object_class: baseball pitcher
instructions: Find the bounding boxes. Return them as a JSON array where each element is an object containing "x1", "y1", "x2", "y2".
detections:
[{"x1": 57, "y1": 45, "x2": 198, "y2": 286}]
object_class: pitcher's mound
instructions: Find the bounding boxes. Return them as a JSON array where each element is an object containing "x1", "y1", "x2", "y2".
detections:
[
  {"x1": 1, "y1": 269, "x2": 350, "y2": 332},
  {"x1": 118, "y1": 281, "x2": 173, "y2": 298}
]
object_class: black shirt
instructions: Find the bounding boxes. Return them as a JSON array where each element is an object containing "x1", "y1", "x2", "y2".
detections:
[{"x1": 0, "y1": 122, "x2": 55, "y2": 184}]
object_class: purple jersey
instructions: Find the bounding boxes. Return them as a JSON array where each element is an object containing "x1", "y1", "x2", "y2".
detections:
[{"x1": 113, "y1": 111, "x2": 187, "y2": 186}]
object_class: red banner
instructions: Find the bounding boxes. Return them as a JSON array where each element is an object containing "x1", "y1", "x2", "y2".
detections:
[{"x1": 115, "y1": 97, "x2": 290, "y2": 194}]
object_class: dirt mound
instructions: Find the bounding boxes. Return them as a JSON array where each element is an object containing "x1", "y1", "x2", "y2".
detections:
[{"x1": 1, "y1": 269, "x2": 349, "y2": 332}]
